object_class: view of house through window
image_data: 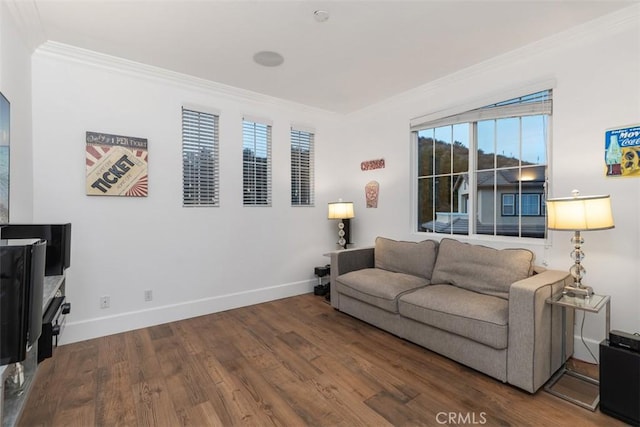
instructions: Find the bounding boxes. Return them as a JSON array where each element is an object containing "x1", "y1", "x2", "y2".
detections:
[{"x1": 414, "y1": 90, "x2": 551, "y2": 238}]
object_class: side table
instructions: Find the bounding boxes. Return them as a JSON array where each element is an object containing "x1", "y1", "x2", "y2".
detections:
[{"x1": 544, "y1": 292, "x2": 610, "y2": 410}]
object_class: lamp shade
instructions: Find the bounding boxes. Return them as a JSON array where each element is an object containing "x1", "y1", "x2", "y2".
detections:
[
  {"x1": 546, "y1": 193, "x2": 614, "y2": 231},
  {"x1": 328, "y1": 201, "x2": 355, "y2": 219}
]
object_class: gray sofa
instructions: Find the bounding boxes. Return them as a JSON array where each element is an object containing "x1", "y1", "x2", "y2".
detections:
[{"x1": 329, "y1": 237, "x2": 573, "y2": 393}]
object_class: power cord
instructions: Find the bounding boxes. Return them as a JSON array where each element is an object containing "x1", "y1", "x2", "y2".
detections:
[{"x1": 580, "y1": 311, "x2": 599, "y2": 364}]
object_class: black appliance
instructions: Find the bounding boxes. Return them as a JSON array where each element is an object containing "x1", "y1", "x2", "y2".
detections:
[
  {"x1": 38, "y1": 295, "x2": 70, "y2": 362},
  {"x1": 0, "y1": 238, "x2": 47, "y2": 365},
  {"x1": 610, "y1": 329, "x2": 640, "y2": 353},
  {"x1": 0, "y1": 223, "x2": 71, "y2": 276},
  {"x1": 600, "y1": 339, "x2": 640, "y2": 426}
]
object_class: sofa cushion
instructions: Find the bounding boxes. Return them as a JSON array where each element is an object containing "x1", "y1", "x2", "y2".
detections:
[
  {"x1": 430, "y1": 238, "x2": 534, "y2": 299},
  {"x1": 398, "y1": 284, "x2": 509, "y2": 349},
  {"x1": 336, "y1": 268, "x2": 430, "y2": 313},
  {"x1": 374, "y1": 237, "x2": 438, "y2": 279}
]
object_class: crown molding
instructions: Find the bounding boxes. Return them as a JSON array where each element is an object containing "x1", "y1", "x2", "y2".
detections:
[
  {"x1": 351, "y1": 3, "x2": 640, "y2": 117},
  {"x1": 34, "y1": 41, "x2": 339, "y2": 118}
]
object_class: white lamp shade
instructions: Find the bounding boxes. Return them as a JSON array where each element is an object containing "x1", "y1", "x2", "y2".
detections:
[
  {"x1": 546, "y1": 194, "x2": 614, "y2": 231},
  {"x1": 328, "y1": 201, "x2": 355, "y2": 219}
]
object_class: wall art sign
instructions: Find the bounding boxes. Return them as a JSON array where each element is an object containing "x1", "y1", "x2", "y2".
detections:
[
  {"x1": 361, "y1": 158, "x2": 385, "y2": 171},
  {"x1": 86, "y1": 131, "x2": 148, "y2": 196},
  {"x1": 605, "y1": 124, "x2": 640, "y2": 177}
]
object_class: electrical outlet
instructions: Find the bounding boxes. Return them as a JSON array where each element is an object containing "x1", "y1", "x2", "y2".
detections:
[
  {"x1": 144, "y1": 289, "x2": 153, "y2": 302},
  {"x1": 100, "y1": 295, "x2": 110, "y2": 309}
]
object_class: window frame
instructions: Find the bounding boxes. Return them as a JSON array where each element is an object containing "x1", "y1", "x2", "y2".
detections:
[
  {"x1": 181, "y1": 106, "x2": 220, "y2": 207},
  {"x1": 290, "y1": 127, "x2": 315, "y2": 207},
  {"x1": 501, "y1": 194, "x2": 516, "y2": 216},
  {"x1": 501, "y1": 193, "x2": 544, "y2": 217},
  {"x1": 242, "y1": 117, "x2": 272, "y2": 207}
]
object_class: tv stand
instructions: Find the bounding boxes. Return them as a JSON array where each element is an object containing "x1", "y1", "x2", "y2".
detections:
[{"x1": 0, "y1": 274, "x2": 66, "y2": 427}]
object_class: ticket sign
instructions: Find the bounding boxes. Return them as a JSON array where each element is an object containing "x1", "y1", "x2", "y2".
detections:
[
  {"x1": 86, "y1": 131, "x2": 148, "y2": 196},
  {"x1": 605, "y1": 124, "x2": 640, "y2": 177}
]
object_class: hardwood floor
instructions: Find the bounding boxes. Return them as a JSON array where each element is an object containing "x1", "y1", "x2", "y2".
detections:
[{"x1": 20, "y1": 294, "x2": 622, "y2": 426}]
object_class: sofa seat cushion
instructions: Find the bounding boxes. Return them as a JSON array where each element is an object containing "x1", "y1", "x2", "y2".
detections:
[
  {"x1": 431, "y1": 238, "x2": 534, "y2": 300},
  {"x1": 398, "y1": 284, "x2": 509, "y2": 349},
  {"x1": 336, "y1": 268, "x2": 430, "y2": 313}
]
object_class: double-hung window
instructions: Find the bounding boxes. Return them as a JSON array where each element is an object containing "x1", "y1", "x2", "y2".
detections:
[
  {"x1": 290, "y1": 128, "x2": 314, "y2": 206},
  {"x1": 242, "y1": 118, "x2": 272, "y2": 206},
  {"x1": 182, "y1": 107, "x2": 219, "y2": 207},
  {"x1": 412, "y1": 90, "x2": 551, "y2": 239}
]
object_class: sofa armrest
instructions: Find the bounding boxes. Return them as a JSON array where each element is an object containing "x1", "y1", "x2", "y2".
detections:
[
  {"x1": 507, "y1": 269, "x2": 572, "y2": 393},
  {"x1": 329, "y1": 247, "x2": 375, "y2": 308}
]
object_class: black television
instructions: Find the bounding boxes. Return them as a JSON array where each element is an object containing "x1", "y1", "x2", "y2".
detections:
[
  {"x1": 0, "y1": 238, "x2": 46, "y2": 364},
  {"x1": 0, "y1": 223, "x2": 71, "y2": 276}
]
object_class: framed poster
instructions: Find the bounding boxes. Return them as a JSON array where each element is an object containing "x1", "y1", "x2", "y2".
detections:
[
  {"x1": 86, "y1": 131, "x2": 148, "y2": 196},
  {"x1": 605, "y1": 124, "x2": 640, "y2": 177},
  {"x1": 0, "y1": 92, "x2": 9, "y2": 223}
]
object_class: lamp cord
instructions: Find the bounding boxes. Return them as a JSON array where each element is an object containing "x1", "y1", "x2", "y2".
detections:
[{"x1": 580, "y1": 311, "x2": 598, "y2": 364}]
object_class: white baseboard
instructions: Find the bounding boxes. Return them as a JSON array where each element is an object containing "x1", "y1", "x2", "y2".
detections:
[{"x1": 60, "y1": 279, "x2": 315, "y2": 345}]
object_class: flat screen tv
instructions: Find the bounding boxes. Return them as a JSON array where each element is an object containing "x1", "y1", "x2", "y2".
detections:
[
  {"x1": 0, "y1": 223, "x2": 71, "y2": 276},
  {"x1": 0, "y1": 91, "x2": 9, "y2": 223},
  {"x1": 0, "y1": 238, "x2": 46, "y2": 364}
]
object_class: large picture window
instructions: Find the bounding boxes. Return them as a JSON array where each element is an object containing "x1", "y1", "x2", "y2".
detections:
[
  {"x1": 243, "y1": 118, "x2": 272, "y2": 206},
  {"x1": 413, "y1": 90, "x2": 551, "y2": 239}
]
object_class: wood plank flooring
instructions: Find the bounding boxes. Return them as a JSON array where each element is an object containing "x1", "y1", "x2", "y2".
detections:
[{"x1": 20, "y1": 294, "x2": 622, "y2": 426}]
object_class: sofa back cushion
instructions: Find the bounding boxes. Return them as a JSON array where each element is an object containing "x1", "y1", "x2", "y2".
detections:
[
  {"x1": 430, "y1": 238, "x2": 534, "y2": 299},
  {"x1": 375, "y1": 237, "x2": 438, "y2": 279}
]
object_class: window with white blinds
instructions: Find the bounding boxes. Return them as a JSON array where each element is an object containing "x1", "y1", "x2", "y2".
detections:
[
  {"x1": 182, "y1": 107, "x2": 219, "y2": 206},
  {"x1": 291, "y1": 128, "x2": 314, "y2": 206},
  {"x1": 242, "y1": 119, "x2": 272, "y2": 206}
]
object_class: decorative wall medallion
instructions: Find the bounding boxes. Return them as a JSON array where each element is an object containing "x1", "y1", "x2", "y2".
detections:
[
  {"x1": 365, "y1": 180, "x2": 379, "y2": 208},
  {"x1": 361, "y1": 158, "x2": 385, "y2": 171},
  {"x1": 86, "y1": 131, "x2": 148, "y2": 196}
]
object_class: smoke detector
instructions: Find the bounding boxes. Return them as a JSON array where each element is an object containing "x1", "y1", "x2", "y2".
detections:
[{"x1": 313, "y1": 10, "x2": 329, "y2": 23}]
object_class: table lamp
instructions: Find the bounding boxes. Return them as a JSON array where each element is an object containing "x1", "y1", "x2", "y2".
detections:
[
  {"x1": 546, "y1": 190, "x2": 614, "y2": 297},
  {"x1": 328, "y1": 200, "x2": 354, "y2": 249}
]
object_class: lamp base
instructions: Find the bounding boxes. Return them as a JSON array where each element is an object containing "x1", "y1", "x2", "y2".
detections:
[{"x1": 563, "y1": 284, "x2": 594, "y2": 298}]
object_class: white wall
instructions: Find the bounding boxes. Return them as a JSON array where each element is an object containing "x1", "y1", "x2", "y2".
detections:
[
  {"x1": 25, "y1": 4, "x2": 640, "y2": 360},
  {"x1": 0, "y1": 1, "x2": 34, "y2": 221},
  {"x1": 31, "y1": 43, "x2": 342, "y2": 343},
  {"x1": 333, "y1": 6, "x2": 640, "y2": 361}
]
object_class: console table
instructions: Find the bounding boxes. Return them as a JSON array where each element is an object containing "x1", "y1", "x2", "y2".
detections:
[{"x1": 0, "y1": 274, "x2": 66, "y2": 427}]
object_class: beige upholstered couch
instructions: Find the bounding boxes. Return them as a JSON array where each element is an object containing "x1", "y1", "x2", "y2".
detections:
[{"x1": 329, "y1": 237, "x2": 573, "y2": 393}]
